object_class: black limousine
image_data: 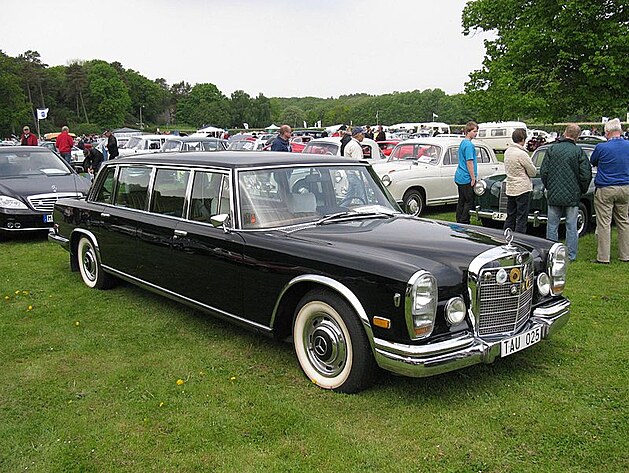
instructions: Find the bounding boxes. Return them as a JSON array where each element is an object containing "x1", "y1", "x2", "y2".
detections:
[{"x1": 49, "y1": 152, "x2": 570, "y2": 392}]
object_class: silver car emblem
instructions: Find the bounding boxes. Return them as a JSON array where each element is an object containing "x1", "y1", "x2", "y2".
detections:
[
  {"x1": 51, "y1": 185, "x2": 57, "y2": 192},
  {"x1": 504, "y1": 228, "x2": 514, "y2": 246}
]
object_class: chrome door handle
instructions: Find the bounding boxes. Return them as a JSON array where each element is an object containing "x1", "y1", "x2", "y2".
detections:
[
  {"x1": 101, "y1": 213, "x2": 110, "y2": 218},
  {"x1": 173, "y1": 229, "x2": 187, "y2": 238}
]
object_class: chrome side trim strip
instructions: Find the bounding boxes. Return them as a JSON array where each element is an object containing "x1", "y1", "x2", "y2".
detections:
[{"x1": 102, "y1": 265, "x2": 273, "y2": 334}]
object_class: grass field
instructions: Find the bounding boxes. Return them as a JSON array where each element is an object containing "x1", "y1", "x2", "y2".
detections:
[{"x1": 1, "y1": 210, "x2": 627, "y2": 472}]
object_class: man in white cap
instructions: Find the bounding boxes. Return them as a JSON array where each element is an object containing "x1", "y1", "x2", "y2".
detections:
[{"x1": 343, "y1": 126, "x2": 365, "y2": 160}]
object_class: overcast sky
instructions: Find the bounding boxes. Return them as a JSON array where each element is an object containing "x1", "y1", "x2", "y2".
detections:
[{"x1": 1, "y1": 0, "x2": 490, "y2": 98}]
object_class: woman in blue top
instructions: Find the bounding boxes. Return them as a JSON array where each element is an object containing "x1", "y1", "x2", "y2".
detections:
[{"x1": 454, "y1": 121, "x2": 479, "y2": 223}]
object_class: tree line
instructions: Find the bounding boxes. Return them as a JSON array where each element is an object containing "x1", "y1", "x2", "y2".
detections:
[{"x1": 1, "y1": 0, "x2": 626, "y2": 138}]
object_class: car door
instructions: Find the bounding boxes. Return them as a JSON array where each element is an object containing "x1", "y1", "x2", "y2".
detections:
[
  {"x1": 476, "y1": 146, "x2": 502, "y2": 178},
  {"x1": 168, "y1": 170, "x2": 246, "y2": 319},
  {"x1": 438, "y1": 146, "x2": 460, "y2": 203},
  {"x1": 94, "y1": 165, "x2": 151, "y2": 277}
]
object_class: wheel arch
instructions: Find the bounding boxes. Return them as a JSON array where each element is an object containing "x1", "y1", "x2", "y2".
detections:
[
  {"x1": 270, "y1": 275, "x2": 374, "y2": 346},
  {"x1": 69, "y1": 229, "x2": 101, "y2": 272}
]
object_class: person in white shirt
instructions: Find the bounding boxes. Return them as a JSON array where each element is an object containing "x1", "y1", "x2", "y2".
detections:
[{"x1": 343, "y1": 127, "x2": 365, "y2": 159}]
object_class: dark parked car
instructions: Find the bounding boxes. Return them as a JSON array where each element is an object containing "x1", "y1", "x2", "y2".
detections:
[
  {"x1": 472, "y1": 142, "x2": 596, "y2": 236},
  {"x1": 0, "y1": 146, "x2": 91, "y2": 239},
  {"x1": 49, "y1": 152, "x2": 571, "y2": 392}
]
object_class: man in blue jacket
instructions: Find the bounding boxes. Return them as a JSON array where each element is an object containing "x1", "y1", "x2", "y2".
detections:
[
  {"x1": 540, "y1": 124, "x2": 592, "y2": 261},
  {"x1": 590, "y1": 118, "x2": 629, "y2": 263},
  {"x1": 271, "y1": 125, "x2": 292, "y2": 152}
]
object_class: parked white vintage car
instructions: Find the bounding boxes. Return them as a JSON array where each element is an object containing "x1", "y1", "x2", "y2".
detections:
[
  {"x1": 302, "y1": 137, "x2": 387, "y2": 165},
  {"x1": 118, "y1": 134, "x2": 171, "y2": 157},
  {"x1": 372, "y1": 137, "x2": 504, "y2": 215}
]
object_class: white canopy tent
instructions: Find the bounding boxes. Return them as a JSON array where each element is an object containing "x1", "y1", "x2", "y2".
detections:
[
  {"x1": 265, "y1": 124, "x2": 280, "y2": 131},
  {"x1": 194, "y1": 125, "x2": 225, "y2": 138}
]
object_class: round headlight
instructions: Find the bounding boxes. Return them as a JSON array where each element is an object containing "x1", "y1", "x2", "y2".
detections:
[
  {"x1": 474, "y1": 179, "x2": 487, "y2": 196},
  {"x1": 381, "y1": 174, "x2": 391, "y2": 187},
  {"x1": 445, "y1": 297, "x2": 467, "y2": 325},
  {"x1": 537, "y1": 273, "x2": 551, "y2": 296},
  {"x1": 496, "y1": 268, "x2": 508, "y2": 285}
]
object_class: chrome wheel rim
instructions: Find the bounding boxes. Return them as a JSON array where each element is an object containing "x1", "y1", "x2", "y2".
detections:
[
  {"x1": 407, "y1": 196, "x2": 421, "y2": 215},
  {"x1": 303, "y1": 312, "x2": 347, "y2": 378},
  {"x1": 81, "y1": 245, "x2": 97, "y2": 282}
]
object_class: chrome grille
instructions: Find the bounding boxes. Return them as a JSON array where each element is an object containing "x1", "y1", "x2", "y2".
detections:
[
  {"x1": 476, "y1": 261, "x2": 534, "y2": 336},
  {"x1": 27, "y1": 192, "x2": 82, "y2": 212},
  {"x1": 498, "y1": 182, "x2": 508, "y2": 213}
]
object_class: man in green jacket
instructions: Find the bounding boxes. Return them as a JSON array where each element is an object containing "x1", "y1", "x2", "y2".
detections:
[{"x1": 540, "y1": 124, "x2": 592, "y2": 261}]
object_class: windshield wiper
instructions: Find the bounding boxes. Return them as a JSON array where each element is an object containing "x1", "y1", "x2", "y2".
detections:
[{"x1": 316, "y1": 208, "x2": 396, "y2": 225}]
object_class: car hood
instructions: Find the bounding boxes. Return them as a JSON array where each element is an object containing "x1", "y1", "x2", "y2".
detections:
[
  {"x1": 280, "y1": 215, "x2": 516, "y2": 284},
  {"x1": 0, "y1": 174, "x2": 91, "y2": 197},
  {"x1": 372, "y1": 160, "x2": 434, "y2": 176}
]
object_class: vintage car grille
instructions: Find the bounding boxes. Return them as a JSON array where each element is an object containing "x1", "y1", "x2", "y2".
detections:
[
  {"x1": 476, "y1": 260, "x2": 534, "y2": 337},
  {"x1": 27, "y1": 192, "x2": 82, "y2": 212},
  {"x1": 498, "y1": 182, "x2": 508, "y2": 213}
]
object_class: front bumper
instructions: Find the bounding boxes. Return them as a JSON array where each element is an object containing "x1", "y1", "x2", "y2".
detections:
[
  {"x1": 48, "y1": 227, "x2": 70, "y2": 250},
  {"x1": 0, "y1": 209, "x2": 54, "y2": 233},
  {"x1": 373, "y1": 297, "x2": 570, "y2": 378},
  {"x1": 472, "y1": 207, "x2": 546, "y2": 227}
]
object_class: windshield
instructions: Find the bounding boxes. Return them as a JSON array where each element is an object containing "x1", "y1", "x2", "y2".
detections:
[
  {"x1": 0, "y1": 150, "x2": 71, "y2": 177},
  {"x1": 124, "y1": 137, "x2": 143, "y2": 150},
  {"x1": 303, "y1": 142, "x2": 339, "y2": 155},
  {"x1": 162, "y1": 140, "x2": 182, "y2": 152},
  {"x1": 238, "y1": 165, "x2": 399, "y2": 229},
  {"x1": 389, "y1": 143, "x2": 442, "y2": 165}
]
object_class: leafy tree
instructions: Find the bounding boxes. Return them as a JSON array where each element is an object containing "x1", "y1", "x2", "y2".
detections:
[
  {"x1": 169, "y1": 81, "x2": 192, "y2": 125},
  {"x1": 0, "y1": 51, "x2": 31, "y2": 137},
  {"x1": 463, "y1": 0, "x2": 629, "y2": 122},
  {"x1": 280, "y1": 106, "x2": 306, "y2": 128},
  {"x1": 66, "y1": 61, "x2": 89, "y2": 122},
  {"x1": 122, "y1": 69, "x2": 166, "y2": 125},
  {"x1": 177, "y1": 83, "x2": 230, "y2": 128},
  {"x1": 230, "y1": 90, "x2": 252, "y2": 128},
  {"x1": 251, "y1": 93, "x2": 271, "y2": 128},
  {"x1": 84, "y1": 61, "x2": 131, "y2": 128}
]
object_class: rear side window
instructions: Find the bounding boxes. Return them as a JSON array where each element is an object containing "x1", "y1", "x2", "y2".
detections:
[
  {"x1": 115, "y1": 167, "x2": 151, "y2": 210},
  {"x1": 189, "y1": 171, "x2": 229, "y2": 223},
  {"x1": 94, "y1": 167, "x2": 116, "y2": 204},
  {"x1": 476, "y1": 147, "x2": 491, "y2": 163},
  {"x1": 150, "y1": 169, "x2": 190, "y2": 217}
]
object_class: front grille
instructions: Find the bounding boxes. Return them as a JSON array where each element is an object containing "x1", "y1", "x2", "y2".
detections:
[
  {"x1": 27, "y1": 192, "x2": 82, "y2": 212},
  {"x1": 476, "y1": 261, "x2": 534, "y2": 336},
  {"x1": 498, "y1": 182, "x2": 508, "y2": 212}
]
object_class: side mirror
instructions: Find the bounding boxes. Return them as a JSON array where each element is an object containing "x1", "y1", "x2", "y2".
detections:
[{"x1": 211, "y1": 213, "x2": 232, "y2": 233}]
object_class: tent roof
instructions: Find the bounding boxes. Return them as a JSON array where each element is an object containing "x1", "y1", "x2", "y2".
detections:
[
  {"x1": 113, "y1": 127, "x2": 141, "y2": 133},
  {"x1": 197, "y1": 125, "x2": 224, "y2": 133},
  {"x1": 265, "y1": 124, "x2": 280, "y2": 130}
]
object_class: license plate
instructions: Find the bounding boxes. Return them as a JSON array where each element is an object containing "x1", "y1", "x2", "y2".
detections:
[
  {"x1": 500, "y1": 326, "x2": 542, "y2": 357},
  {"x1": 43, "y1": 214, "x2": 53, "y2": 223},
  {"x1": 492, "y1": 212, "x2": 507, "y2": 221}
]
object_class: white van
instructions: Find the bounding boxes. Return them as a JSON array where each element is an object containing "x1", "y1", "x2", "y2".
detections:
[
  {"x1": 477, "y1": 121, "x2": 528, "y2": 153},
  {"x1": 118, "y1": 134, "x2": 171, "y2": 157}
]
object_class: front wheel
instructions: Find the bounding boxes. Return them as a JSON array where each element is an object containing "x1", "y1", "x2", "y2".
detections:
[
  {"x1": 293, "y1": 289, "x2": 376, "y2": 393},
  {"x1": 403, "y1": 189, "x2": 425, "y2": 216},
  {"x1": 77, "y1": 236, "x2": 114, "y2": 289}
]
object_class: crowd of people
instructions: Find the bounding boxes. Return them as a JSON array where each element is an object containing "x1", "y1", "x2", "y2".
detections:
[{"x1": 453, "y1": 120, "x2": 628, "y2": 264}]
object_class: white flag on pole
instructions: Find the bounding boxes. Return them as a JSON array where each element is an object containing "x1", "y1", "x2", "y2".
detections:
[
  {"x1": 303, "y1": 121, "x2": 307, "y2": 129},
  {"x1": 243, "y1": 122, "x2": 249, "y2": 129},
  {"x1": 432, "y1": 112, "x2": 439, "y2": 120},
  {"x1": 37, "y1": 108, "x2": 49, "y2": 120}
]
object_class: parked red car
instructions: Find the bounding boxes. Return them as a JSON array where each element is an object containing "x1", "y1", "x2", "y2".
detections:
[{"x1": 376, "y1": 140, "x2": 400, "y2": 157}]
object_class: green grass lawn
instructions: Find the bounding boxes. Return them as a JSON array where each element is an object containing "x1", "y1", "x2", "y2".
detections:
[{"x1": 1, "y1": 215, "x2": 627, "y2": 472}]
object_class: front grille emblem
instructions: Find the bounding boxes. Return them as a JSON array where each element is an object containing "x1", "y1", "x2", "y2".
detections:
[
  {"x1": 504, "y1": 228, "x2": 514, "y2": 246},
  {"x1": 51, "y1": 185, "x2": 57, "y2": 192}
]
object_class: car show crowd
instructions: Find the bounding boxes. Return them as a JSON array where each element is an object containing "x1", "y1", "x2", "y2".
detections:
[{"x1": 2, "y1": 118, "x2": 629, "y2": 264}]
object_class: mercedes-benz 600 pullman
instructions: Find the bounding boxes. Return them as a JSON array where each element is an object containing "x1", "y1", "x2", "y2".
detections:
[{"x1": 49, "y1": 152, "x2": 570, "y2": 393}]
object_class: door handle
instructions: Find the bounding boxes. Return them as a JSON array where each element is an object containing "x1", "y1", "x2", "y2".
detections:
[
  {"x1": 101, "y1": 212, "x2": 110, "y2": 218},
  {"x1": 173, "y1": 229, "x2": 187, "y2": 238}
]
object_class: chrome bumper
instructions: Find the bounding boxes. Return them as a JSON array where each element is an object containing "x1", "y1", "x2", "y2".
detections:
[
  {"x1": 472, "y1": 207, "x2": 547, "y2": 227},
  {"x1": 373, "y1": 298, "x2": 570, "y2": 378},
  {"x1": 48, "y1": 228, "x2": 70, "y2": 250}
]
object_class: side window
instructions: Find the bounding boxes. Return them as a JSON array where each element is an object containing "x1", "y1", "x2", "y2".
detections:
[
  {"x1": 491, "y1": 128, "x2": 507, "y2": 137},
  {"x1": 444, "y1": 147, "x2": 458, "y2": 165},
  {"x1": 94, "y1": 167, "x2": 116, "y2": 204},
  {"x1": 189, "y1": 171, "x2": 228, "y2": 223},
  {"x1": 115, "y1": 167, "x2": 151, "y2": 210},
  {"x1": 150, "y1": 169, "x2": 190, "y2": 217},
  {"x1": 478, "y1": 130, "x2": 486, "y2": 138},
  {"x1": 532, "y1": 149, "x2": 546, "y2": 168},
  {"x1": 476, "y1": 147, "x2": 491, "y2": 163}
]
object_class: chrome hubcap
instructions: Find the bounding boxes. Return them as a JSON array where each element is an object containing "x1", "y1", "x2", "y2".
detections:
[
  {"x1": 82, "y1": 247, "x2": 97, "y2": 281},
  {"x1": 407, "y1": 197, "x2": 420, "y2": 215},
  {"x1": 304, "y1": 314, "x2": 347, "y2": 377}
]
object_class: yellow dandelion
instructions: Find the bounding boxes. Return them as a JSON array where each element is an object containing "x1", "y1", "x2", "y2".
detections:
[
  {"x1": 75, "y1": 321, "x2": 80, "y2": 326},
  {"x1": 159, "y1": 402, "x2": 164, "y2": 407},
  {"x1": 27, "y1": 305, "x2": 33, "y2": 311},
  {"x1": 22, "y1": 291, "x2": 28, "y2": 295},
  {"x1": 176, "y1": 379, "x2": 185, "y2": 386},
  {"x1": 15, "y1": 290, "x2": 20, "y2": 295},
  {"x1": 4, "y1": 295, "x2": 9, "y2": 300},
  {"x1": 230, "y1": 376, "x2": 236, "y2": 381}
]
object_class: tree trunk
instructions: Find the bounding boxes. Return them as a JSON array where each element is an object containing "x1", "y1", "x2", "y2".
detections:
[{"x1": 79, "y1": 90, "x2": 89, "y2": 123}]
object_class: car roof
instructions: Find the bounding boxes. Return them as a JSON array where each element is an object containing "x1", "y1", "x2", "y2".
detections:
[
  {"x1": 535, "y1": 141, "x2": 596, "y2": 151},
  {"x1": 164, "y1": 136, "x2": 223, "y2": 142},
  {"x1": 395, "y1": 137, "x2": 465, "y2": 146},
  {"x1": 0, "y1": 146, "x2": 51, "y2": 153},
  {"x1": 111, "y1": 151, "x2": 363, "y2": 168}
]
